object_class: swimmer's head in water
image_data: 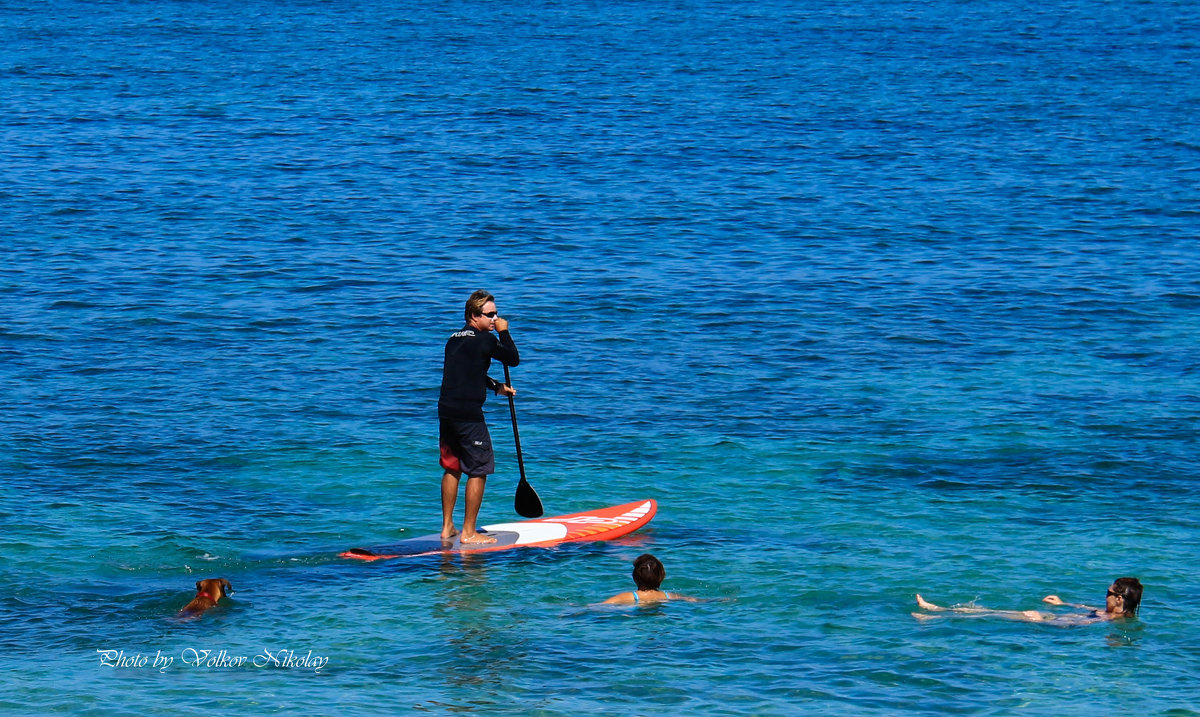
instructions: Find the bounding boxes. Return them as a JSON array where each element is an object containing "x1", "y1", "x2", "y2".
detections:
[
  {"x1": 1107, "y1": 577, "x2": 1143, "y2": 616},
  {"x1": 632, "y1": 554, "x2": 665, "y2": 591}
]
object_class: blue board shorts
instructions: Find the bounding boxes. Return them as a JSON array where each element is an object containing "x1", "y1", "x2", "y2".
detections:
[{"x1": 439, "y1": 418, "x2": 494, "y2": 477}]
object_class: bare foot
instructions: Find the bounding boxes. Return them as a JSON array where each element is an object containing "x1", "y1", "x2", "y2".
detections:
[
  {"x1": 459, "y1": 531, "x2": 497, "y2": 545},
  {"x1": 915, "y1": 594, "x2": 943, "y2": 611},
  {"x1": 440, "y1": 527, "x2": 458, "y2": 541}
]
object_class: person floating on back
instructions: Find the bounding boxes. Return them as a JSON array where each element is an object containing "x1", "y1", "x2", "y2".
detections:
[
  {"x1": 913, "y1": 577, "x2": 1143, "y2": 626},
  {"x1": 603, "y1": 554, "x2": 698, "y2": 605},
  {"x1": 437, "y1": 290, "x2": 519, "y2": 545}
]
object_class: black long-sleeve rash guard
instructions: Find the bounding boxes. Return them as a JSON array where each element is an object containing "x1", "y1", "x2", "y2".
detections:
[{"x1": 437, "y1": 327, "x2": 519, "y2": 421}]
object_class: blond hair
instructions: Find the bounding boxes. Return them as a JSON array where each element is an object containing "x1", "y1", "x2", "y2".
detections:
[{"x1": 464, "y1": 290, "x2": 494, "y2": 323}]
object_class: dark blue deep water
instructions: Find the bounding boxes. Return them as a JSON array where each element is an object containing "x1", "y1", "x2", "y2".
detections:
[{"x1": 2, "y1": 0, "x2": 1198, "y2": 713}]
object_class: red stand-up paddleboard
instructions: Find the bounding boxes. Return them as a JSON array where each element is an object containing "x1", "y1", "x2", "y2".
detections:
[{"x1": 340, "y1": 499, "x2": 656, "y2": 561}]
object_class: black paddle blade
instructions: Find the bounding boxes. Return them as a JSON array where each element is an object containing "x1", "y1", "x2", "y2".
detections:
[{"x1": 515, "y1": 477, "x2": 543, "y2": 518}]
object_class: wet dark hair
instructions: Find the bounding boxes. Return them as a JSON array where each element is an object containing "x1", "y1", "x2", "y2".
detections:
[
  {"x1": 1111, "y1": 577, "x2": 1143, "y2": 615},
  {"x1": 632, "y1": 554, "x2": 665, "y2": 591}
]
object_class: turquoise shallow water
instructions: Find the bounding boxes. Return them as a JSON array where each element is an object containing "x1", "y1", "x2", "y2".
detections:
[{"x1": 3, "y1": 0, "x2": 1199, "y2": 713}]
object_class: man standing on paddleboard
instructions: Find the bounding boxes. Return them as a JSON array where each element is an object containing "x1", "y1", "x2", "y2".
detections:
[{"x1": 437, "y1": 290, "x2": 519, "y2": 545}]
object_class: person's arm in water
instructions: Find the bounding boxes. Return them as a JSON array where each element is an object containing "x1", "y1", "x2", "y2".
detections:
[{"x1": 1041, "y1": 595, "x2": 1101, "y2": 611}]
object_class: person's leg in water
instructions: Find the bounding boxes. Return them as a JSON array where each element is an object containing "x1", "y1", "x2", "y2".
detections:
[{"x1": 914, "y1": 594, "x2": 1047, "y2": 622}]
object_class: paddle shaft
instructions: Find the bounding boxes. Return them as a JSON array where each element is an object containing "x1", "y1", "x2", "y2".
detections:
[{"x1": 503, "y1": 364, "x2": 527, "y2": 483}]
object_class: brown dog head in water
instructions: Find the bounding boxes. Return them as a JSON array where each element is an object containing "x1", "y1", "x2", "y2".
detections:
[{"x1": 178, "y1": 578, "x2": 233, "y2": 617}]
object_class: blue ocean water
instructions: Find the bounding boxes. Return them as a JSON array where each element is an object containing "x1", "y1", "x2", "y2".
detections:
[{"x1": 2, "y1": 0, "x2": 1198, "y2": 712}]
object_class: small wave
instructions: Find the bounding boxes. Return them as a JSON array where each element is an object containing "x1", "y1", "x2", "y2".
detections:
[
  {"x1": 0, "y1": 329, "x2": 56, "y2": 341},
  {"x1": 129, "y1": 316, "x2": 185, "y2": 327},
  {"x1": 249, "y1": 317, "x2": 308, "y2": 328},
  {"x1": 290, "y1": 279, "x2": 380, "y2": 293},
  {"x1": 68, "y1": 366, "x2": 119, "y2": 376},
  {"x1": 1163, "y1": 293, "x2": 1200, "y2": 308},
  {"x1": 884, "y1": 334, "x2": 949, "y2": 345}
]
